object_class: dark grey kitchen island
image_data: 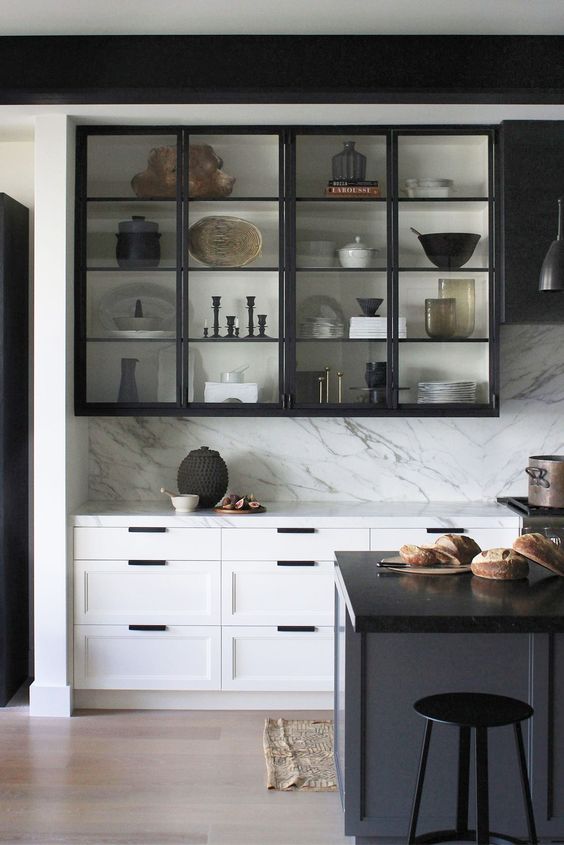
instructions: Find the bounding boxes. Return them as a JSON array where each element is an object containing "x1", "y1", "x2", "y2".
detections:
[{"x1": 334, "y1": 551, "x2": 564, "y2": 844}]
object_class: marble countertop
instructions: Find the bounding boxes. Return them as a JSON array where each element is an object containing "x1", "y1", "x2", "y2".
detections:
[
  {"x1": 72, "y1": 500, "x2": 520, "y2": 528},
  {"x1": 336, "y1": 551, "x2": 564, "y2": 633}
]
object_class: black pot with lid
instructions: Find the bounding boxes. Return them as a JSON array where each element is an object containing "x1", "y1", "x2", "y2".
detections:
[{"x1": 116, "y1": 216, "x2": 161, "y2": 269}]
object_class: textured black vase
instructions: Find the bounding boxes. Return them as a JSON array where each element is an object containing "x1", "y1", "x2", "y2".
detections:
[{"x1": 177, "y1": 446, "x2": 228, "y2": 508}]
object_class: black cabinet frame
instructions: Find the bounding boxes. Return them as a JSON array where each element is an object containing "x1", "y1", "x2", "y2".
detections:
[{"x1": 75, "y1": 123, "x2": 500, "y2": 418}]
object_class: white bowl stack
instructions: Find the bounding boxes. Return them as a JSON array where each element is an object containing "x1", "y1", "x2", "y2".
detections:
[{"x1": 405, "y1": 178, "x2": 454, "y2": 198}]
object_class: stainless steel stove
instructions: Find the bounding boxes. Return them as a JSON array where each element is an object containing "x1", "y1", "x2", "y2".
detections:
[{"x1": 498, "y1": 496, "x2": 564, "y2": 543}]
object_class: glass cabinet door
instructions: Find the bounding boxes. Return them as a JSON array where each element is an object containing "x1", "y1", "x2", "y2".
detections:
[
  {"x1": 291, "y1": 132, "x2": 390, "y2": 411},
  {"x1": 395, "y1": 131, "x2": 495, "y2": 410},
  {"x1": 78, "y1": 130, "x2": 182, "y2": 407},
  {"x1": 186, "y1": 132, "x2": 283, "y2": 408}
]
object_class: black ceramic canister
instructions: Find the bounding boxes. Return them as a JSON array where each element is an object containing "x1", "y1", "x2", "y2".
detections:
[
  {"x1": 177, "y1": 446, "x2": 229, "y2": 509},
  {"x1": 115, "y1": 216, "x2": 161, "y2": 269}
]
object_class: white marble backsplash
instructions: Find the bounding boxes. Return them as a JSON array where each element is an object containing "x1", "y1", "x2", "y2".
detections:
[{"x1": 89, "y1": 324, "x2": 564, "y2": 503}]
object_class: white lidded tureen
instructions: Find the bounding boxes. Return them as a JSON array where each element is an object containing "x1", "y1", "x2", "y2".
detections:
[{"x1": 338, "y1": 235, "x2": 379, "y2": 269}]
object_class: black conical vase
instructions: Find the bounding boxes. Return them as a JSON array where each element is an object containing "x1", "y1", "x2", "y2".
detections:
[{"x1": 539, "y1": 196, "x2": 564, "y2": 291}]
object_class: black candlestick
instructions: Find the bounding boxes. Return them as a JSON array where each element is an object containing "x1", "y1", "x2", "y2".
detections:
[
  {"x1": 257, "y1": 314, "x2": 268, "y2": 337},
  {"x1": 235, "y1": 326, "x2": 240, "y2": 337},
  {"x1": 246, "y1": 296, "x2": 256, "y2": 338},
  {"x1": 203, "y1": 326, "x2": 209, "y2": 338},
  {"x1": 226, "y1": 315, "x2": 236, "y2": 337},
  {"x1": 211, "y1": 296, "x2": 221, "y2": 338}
]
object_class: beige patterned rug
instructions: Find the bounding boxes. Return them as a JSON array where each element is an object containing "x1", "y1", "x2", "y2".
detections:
[{"x1": 263, "y1": 718, "x2": 337, "y2": 791}]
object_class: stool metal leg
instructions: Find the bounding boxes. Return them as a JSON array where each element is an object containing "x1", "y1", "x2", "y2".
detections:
[
  {"x1": 513, "y1": 722, "x2": 538, "y2": 845},
  {"x1": 475, "y1": 727, "x2": 490, "y2": 845},
  {"x1": 407, "y1": 720, "x2": 433, "y2": 845},
  {"x1": 456, "y1": 726, "x2": 471, "y2": 836}
]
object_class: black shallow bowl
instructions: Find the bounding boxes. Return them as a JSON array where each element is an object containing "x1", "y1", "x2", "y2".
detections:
[{"x1": 417, "y1": 232, "x2": 481, "y2": 269}]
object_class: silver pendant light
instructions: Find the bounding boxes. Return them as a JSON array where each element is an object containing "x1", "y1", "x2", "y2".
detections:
[{"x1": 539, "y1": 196, "x2": 564, "y2": 291}]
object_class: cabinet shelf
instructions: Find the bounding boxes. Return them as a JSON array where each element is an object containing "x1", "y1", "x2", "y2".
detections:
[
  {"x1": 399, "y1": 337, "x2": 489, "y2": 343},
  {"x1": 399, "y1": 266, "x2": 489, "y2": 273},
  {"x1": 296, "y1": 267, "x2": 387, "y2": 273},
  {"x1": 296, "y1": 337, "x2": 387, "y2": 343},
  {"x1": 86, "y1": 196, "x2": 177, "y2": 203},
  {"x1": 84, "y1": 266, "x2": 178, "y2": 272},
  {"x1": 188, "y1": 266, "x2": 281, "y2": 272},
  {"x1": 296, "y1": 196, "x2": 387, "y2": 203},
  {"x1": 188, "y1": 337, "x2": 280, "y2": 342}
]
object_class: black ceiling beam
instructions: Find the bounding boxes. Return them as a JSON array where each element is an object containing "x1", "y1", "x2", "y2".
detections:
[{"x1": 0, "y1": 35, "x2": 563, "y2": 104}]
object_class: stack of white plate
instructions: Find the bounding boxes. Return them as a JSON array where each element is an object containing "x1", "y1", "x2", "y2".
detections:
[
  {"x1": 417, "y1": 380, "x2": 477, "y2": 404},
  {"x1": 349, "y1": 317, "x2": 407, "y2": 339},
  {"x1": 404, "y1": 177, "x2": 454, "y2": 198},
  {"x1": 300, "y1": 317, "x2": 345, "y2": 338}
]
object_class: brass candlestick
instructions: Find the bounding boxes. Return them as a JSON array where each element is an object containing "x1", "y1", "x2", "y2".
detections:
[
  {"x1": 325, "y1": 367, "x2": 330, "y2": 403},
  {"x1": 337, "y1": 371, "x2": 343, "y2": 404}
]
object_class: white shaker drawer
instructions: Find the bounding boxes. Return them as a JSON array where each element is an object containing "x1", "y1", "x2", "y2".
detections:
[
  {"x1": 370, "y1": 527, "x2": 519, "y2": 554},
  {"x1": 74, "y1": 625, "x2": 221, "y2": 690},
  {"x1": 222, "y1": 560, "x2": 334, "y2": 626},
  {"x1": 74, "y1": 560, "x2": 220, "y2": 625},
  {"x1": 222, "y1": 528, "x2": 369, "y2": 561},
  {"x1": 74, "y1": 526, "x2": 220, "y2": 561},
  {"x1": 221, "y1": 625, "x2": 333, "y2": 692}
]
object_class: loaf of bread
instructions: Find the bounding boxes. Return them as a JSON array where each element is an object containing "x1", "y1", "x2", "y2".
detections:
[
  {"x1": 513, "y1": 533, "x2": 564, "y2": 576},
  {"x1": 399, "y1": 544, "x2": 460, "y2": 566},
  {"x1": 471, "y1": 548, "x2": 529, "y2": 580},
  {"x1": 435, "y1": 534, "x2": 482, "y2": 564}
]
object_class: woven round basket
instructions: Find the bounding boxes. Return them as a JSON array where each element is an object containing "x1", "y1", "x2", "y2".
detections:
[{"x1": 188, "y1": 216, "x2": 262, "y2": 267}]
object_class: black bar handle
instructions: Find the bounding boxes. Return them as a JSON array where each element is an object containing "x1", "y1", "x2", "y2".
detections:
[
  {"x1": 128, "y1": 624, "x2": 167, "y2": 631},
  {"x1": 277, "y1": 560, "x2": 316, "y2": 567},
  {"x1": 277, "y1": 527, "x2": 316, "y2": 534},
  {"x1": 128, "y1": 527, "x2": 167, "y2": 533},
  {"x1": 277, "y1": 625, "x2": 316, "y2": 632},
  {"x1": 128, "y1": 560, "x2": 167, "y2": 566},
  {"x1": 426, "y1": 527, "x2": 466, "y2": 534}
]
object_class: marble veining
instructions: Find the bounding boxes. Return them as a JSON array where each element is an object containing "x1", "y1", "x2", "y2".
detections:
[{"x1": 89, "y1": 325, "x2": 564, "y2": 503}]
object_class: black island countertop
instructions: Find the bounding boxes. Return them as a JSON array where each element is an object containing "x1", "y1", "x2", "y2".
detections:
[{"x1": 335, "y1": 550, "x2": 564, "y2": 633}]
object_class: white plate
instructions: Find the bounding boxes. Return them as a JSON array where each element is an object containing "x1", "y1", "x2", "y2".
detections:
[{"x1": 108, "y1": 330, "x2": 176, "y2": 339}]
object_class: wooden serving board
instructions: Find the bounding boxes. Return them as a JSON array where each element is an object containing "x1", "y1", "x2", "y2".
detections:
[
  {"x1": 213, "y1": 506, "x2": 266, "y2": 515},
  {"x1": 379, "y1": 556, "x2": 471, "y2": 575}
]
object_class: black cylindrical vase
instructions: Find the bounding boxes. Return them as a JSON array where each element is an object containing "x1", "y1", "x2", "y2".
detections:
[
  {"x1": 177, "y1": 446, "x2": 228, "y2": 508},
  {"x1": 115, "y1": 216, "x2": 161, "y2": 269}
]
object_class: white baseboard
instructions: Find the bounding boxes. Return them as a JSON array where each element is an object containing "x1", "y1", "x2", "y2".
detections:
[
  {"x1": 73, "y1": 689, "x2": 333, "y2": 711},
  {"x1": 29, "y1": 682, "x2": 73, "y2": 716}
]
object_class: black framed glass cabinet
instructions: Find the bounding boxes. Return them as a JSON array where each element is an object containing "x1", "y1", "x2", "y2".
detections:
[{"x1": 75, "y1": 125, "x2": 497, "y2": 416}]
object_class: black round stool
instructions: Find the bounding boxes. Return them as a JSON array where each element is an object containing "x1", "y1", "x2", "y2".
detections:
[{"x1": 407, "y1": 692, "x2": 538, "y2": 845}]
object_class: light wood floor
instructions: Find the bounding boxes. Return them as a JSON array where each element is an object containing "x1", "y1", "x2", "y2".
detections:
[{"x1": 0, "y1": 696, "x2": 353, "y2": 845}]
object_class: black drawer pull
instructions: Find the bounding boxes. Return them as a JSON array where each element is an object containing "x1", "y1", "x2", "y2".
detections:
[
  {"x1": 128, "y1": 560, "x2": 167, "y2": 566},
  {"x1": 277, "y1": 625, "x2": 316, "y2": 632},
  {"x1": 277, "y1": 560, "x2": 316, "y2": 567},
  {"x1": 128, "y1": 624, "x2": 167, "y2": 631},
  {"x1": 277, "y1": 527, "x2": 316, "y2": 534},
  {"x1": 128, "y1": 527, "x2": 167, "y2": 533},
  {"x1": 426, "y1": 527, "x2": 466, "y2": 534}
]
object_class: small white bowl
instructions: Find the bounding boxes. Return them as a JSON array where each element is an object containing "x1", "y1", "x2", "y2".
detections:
[{"x1": 171, "y1": 494, "x2": 199, "y2": 512}]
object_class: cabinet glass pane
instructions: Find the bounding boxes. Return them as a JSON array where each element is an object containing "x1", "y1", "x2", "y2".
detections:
[
  {"x1": 296, "y1": 203, "x2": 387, "y2": 269},
  {"x1": 398, "y1": 134, "x2": 489, "y2": 198},
  {"x1": 398, "y1": 272, "x2": 489, "y2": 340},
  {"x1": 188, "y1": 271, "x2": 278, "y2": 339},
  {"x1": 188, "y1": 341, "x2": 280, "y2": 405},
  {"x1": 295, "y1": 340, "x2": 389, "y2": 408},
  {"x1": 86, "y1": 341, "x2": 178, "y2": 404},
  {"x1": 86, "y1": 201, "x2": 177, "y2": 270},
  {"x1": 296, "y1": 134, "x2": 387, "y2": 198},
  {"x1": 398, "y1": 203, "x2": 489, "y2": 270},
  {"x1": 188, "y1": 201, "x2": 279, "y2": 270},
  {"x1": 86, "y1": 271, "x2": 177, "y2": 339},
  {"x1": 398, "y1": 341, "x2": 490, "y2": 407},
  {"x1": 86, "y1": 134, "x2": 179, "y2": 198},
  {"x1": 189, "y1": 134, "x2": 279, "y2": 198}
]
